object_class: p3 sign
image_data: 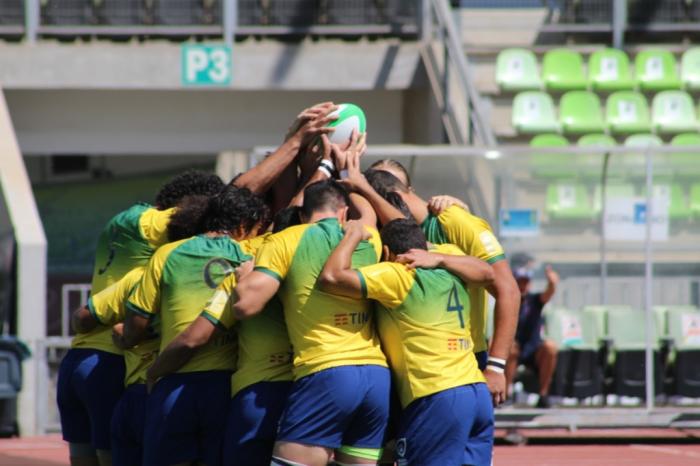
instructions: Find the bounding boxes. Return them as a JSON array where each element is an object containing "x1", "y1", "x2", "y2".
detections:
[{"x1": 181, "y1": 44, "x2": 232, "y2": 86}]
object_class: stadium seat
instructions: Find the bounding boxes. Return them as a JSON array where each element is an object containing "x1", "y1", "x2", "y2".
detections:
[
  {"x1": 593, "y1": 184, "x2": 636, "y2": 215},
  {"x1": 622, "y1": 134, "x2": 662, "y2": 176},
  {"x1": 681, "y1": 47, "x2": 700, "y2": 91},
  {"x1": 644, "y1": 184, "x2": 691, "y2": 220},
  {"x1": 546, "y1": 308, "x2": 604, "y2": 398},
  {"x1": 635, "y1": 49, "x2": 682, "y2": 91},
  {"x1": 529, "y1": 134, "x2": 576, "y2": 178},
  {"x1": 651, "y1": 91, "x2": 698, "y2": 134},
  {"x1": 606, "y1": 91, "x2": 651, "y2": 135},
  {"x1": 496, "y1": 48, "x2": 542, "y2": 92},
  {"x1": 559, "y1": 91, "x2": 606, "y2": 135},
  {"x1": 577, "y1": 133, "x2": 615, "y2": 177},
  {"x1": 512, "y1": 91, "x2": 560, "y2": 134},
  {"x1": 546, "y1": 183, "x2": 593, "y2": 220},
  {"x1": 669, "y1": 133, "x2": 700, "y2": 177},
  {"x1": 589, "y1": 48, "x2": 636, "y2": 92},
  {"x1": 607, "y1": 307, "x2": 663, "y2": 398},
  {"x1": 582, "y1": 305, "x2": 632, "y2": 340},
  {"x1": 666, "y1": 307, "x2": 700, "y2": 396},
  {"x1": 542, "y1": 49, "x2": 587, "y2": 92}
]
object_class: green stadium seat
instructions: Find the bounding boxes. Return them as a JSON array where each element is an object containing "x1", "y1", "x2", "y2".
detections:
[
  {"x1": 651, "y1": 91, "x2": 698, "y2": 134},
  {"x1": 546, "y1": 308, "x2": 604, "y2": 398},
  {"x1": 560, "y1": 91, "x2": 606, "y2": 135},
  {"x1": 589, "y1": 48, "x2": 636, "y2": 92},
  {"x1": 635, "y1": 49, "x2": 682, "y2": 91},
  {"x1": 512, "y1": 91, "x2": 560, "y2": 134},
  {"x1": 606, "y1": 91, "x2": 651, "y2": 135},
  {"x1": 546, "y1": 183, "x2": 593, "y2": 220},
  {"x1": 669, "y1": 133, "x2": 700, "y2": 177},
  {"x1": 681, "y1": 47, "x2": 700, "y2": 91},
  {"x1": 691, "y1": 184, "x2": 700, "y2": 218},
  {"x1": 623, "y1": 134, "x2": 662, "y2": 176},
  {"x1": 607, "y1": 307, "x2": 663, "y2": 398},
  {"x1": 496, "y1": 48, "x2": 542, "y2": 92},
  {"x1": 653, "y1": 306, "x2": 670, "y2": 338},
  {"x1": 582, "y1": 305, "x2": 633, "y2": 339},
  {"x1": 577, "y1": 133, "x2": 616, "y2": 177},
  {"x1": 642, "y1": 184, "x2": 691, "y2": 220},
  {"x1": 542, "y1": 49, "x2": 587, "y2": 92},
  {"x1": 666, "y1": 307, "x2": 700, "y2": 396},
  {"x1": 529, "y1": 134, "x2": 576, "y2": 178}
]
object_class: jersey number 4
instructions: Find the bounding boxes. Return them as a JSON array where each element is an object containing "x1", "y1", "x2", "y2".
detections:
[{"x1": 447, "y1": 283, "x2": 465, "y2": 328}]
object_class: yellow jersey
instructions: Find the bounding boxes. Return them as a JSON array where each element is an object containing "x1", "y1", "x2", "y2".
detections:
[
  {"x1": 87, "y1": 267, "x2": 160, "y2": 386},
  {"x1": 254, "y1": 218, "x2": 388, "y2": 379},
  {"x1": 421, "y1": 205, "x2": 506, "y2": 353},
  {"x1": 126, "y1": 235, "x2": 250, "y2": 373},
  {"x1": 73, "y1": 204, "x2": 173, "y2": 354},
  {"x1": 357, "y1": 260, "x2": 484, "y2": 408}
]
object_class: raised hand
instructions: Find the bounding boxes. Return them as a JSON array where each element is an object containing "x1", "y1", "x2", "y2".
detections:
[
  {"x1": 544, "y1": 265, "x2": 559, "y2": 287},
  {"x1": 428, "y1": 195, "x2": 470, "y2": 215}
]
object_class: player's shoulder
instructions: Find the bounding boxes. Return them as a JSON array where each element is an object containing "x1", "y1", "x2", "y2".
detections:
[
  {"x1": 439, "y1": 205, "x2": 494, "y2": 232},
  {"x1": 240, "y1": 232, "x2": 271, "y2": 256},
  {"x1": 429, "y1": 242, "x2": 465, "y2": 256},
  {"x1": 152, "y1": 237, "x2": 191, "y2": 261}
]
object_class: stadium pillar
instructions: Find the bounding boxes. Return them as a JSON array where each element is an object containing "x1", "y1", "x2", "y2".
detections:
[
  {"x1": 216, "y1": 150, "x2": 249, "y2": 183},
  {"x1": 24, "y1": 0, "x2": 39, "y2": 44},
  {"x1": 0, "y1": 89, "x2": 47, "y2": 436},
  {"x1": 643, "y1": 147, "x2": 655, "y2": 411},
  {"x1": 223, "y1": 0, "x2": 236, "y2": 48},
  {"x1": 612, "y1": 0, "x2": 627, "y2": 49}
]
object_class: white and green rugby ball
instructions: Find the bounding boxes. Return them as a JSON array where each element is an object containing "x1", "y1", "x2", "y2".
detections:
[{"x1": 328, "y1": 103, "x2": 367, "y2": 145}]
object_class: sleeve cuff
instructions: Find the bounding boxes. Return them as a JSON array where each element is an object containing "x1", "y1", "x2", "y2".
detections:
[
  {"x1": 200, "y1": 311, "x2": 230, "y2": 332},
  {"x1": 486, "y1": 254, "x2": 506, "y2": 265},
  {"x1": 86, "y1": 298, "x2": 105, "y2": 326},
  {"x1": 125, "y1": 301, "x2": 154, "y2": 320},
  {"x1": 356, "y1": 270, "x2": 368, "y2": 299},
  {"x1": 254, "y1": 266, "x2": 282, "y2": 282}
]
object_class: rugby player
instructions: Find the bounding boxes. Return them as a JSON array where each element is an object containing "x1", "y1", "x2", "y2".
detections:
[
  {"x1": 121, "y1": 186, "x2": 267, "y2": 466},
  {"x1": 357, "y1": 161, "x2": 520, "y2": 406},
  {"x1": 319, "y1": 218, "x2": 495, "y2": 466},
  {"x1": 57, "y1": 170, "x2": 224, "y2": 466},
  {"x1": 233, "y1": 176, "x2": 390, "y2": 466}
]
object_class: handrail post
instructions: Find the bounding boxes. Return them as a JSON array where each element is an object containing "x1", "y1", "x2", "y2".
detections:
[
  {"x1": 223, "y1": 0, "x2": 237, "y2": 47},
  {"x1": 25, "y1": 0, "x2": 39, "y2": 43}
]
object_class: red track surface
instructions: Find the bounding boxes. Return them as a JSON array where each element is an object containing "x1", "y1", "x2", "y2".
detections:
[{"x1": 2, "y1": 435, "x2": 700, "y2": 465}]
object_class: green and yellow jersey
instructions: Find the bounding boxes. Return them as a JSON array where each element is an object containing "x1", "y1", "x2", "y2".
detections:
[
  {"x1": 86, "y1": 267, "x2": 160, "y2": 386},
  {"x1": 202, "y1": 276, "x2": 293, "y2": 397},
  {"x1": 73, "y1": 203, "x2": 174, "y2": 354},
  {"x1": 421, "y1": 205, "x2": 505, "y2": 353},
  {"x1": 126, "y1": 234, "x2": 250, "y2": 374},
  {"x1": 357, "y1": 260, "x2": 484, "y2": 408},
  {"x1": 254, "y1": 218, "x2": 388, "y2": 379}
]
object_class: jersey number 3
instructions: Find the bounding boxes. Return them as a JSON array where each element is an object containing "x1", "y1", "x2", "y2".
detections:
[{"x1": 447, "y1": 283, "x2": 465, "y2": 328}]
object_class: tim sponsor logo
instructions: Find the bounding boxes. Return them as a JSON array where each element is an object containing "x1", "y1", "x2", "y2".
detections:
[
  {"x1": 447, "y1": 338, "x2": 470, "y2": 351},
  {"x1": 334, "y1": 311, "x2": 370, "y2": 326}
]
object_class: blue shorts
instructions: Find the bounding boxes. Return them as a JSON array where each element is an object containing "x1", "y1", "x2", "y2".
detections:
[
  {"x1": 475, "y1": 350, "x2": 488, "y2": 371},
  {"x1": 110, "y1": 383, "x2": 147, "y2": 466},
  {"x1": 143, "y1": 371, "x2": 231, "y2": 466},
  {"x1": 396, "y1": 383, "x2": 494, "y2": 466},
  {"x1": 56, "y1": 348, "x2": 125, "y2": 450},
  {"x1": 277, "y1": 365, "x2": 390, "y2": 450},
  {"x1": 223, "y1": 381, "x2": 293, "y2": 466}
]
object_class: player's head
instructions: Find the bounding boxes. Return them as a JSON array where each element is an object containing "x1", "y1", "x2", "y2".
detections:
[
  {"x1": 272, "y1": 206, "x2": 302, "y2": 233},
  {"x1": 301, "y1": 180, "x2": 350, "y2": 224},
  {"x1": 380, "y1": 219, "x2": 427, "y2": 261},
  {"x1": 370, "y1": 159, "x2": 412, "y2": 187},
  {"x1": 364, "y1": 169, "x2": 413, "y2": 220},
  {"x1": 155, "y1": 170, "x2": 225, "y2": 210},
  {"x1": 205, "y1": 186, "x2": 269, "y2": 240},
  {"x1": 511, "y1": 253, "x2": 534, "y2": 295}
]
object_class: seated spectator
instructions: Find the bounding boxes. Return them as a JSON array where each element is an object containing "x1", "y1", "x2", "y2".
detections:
[{"x1": 505, "y1": 256, "x2": 559, "y2": 408}]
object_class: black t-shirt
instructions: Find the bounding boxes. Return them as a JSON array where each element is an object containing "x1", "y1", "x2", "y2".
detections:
[{"x1": 516, "y1": 292, "x2": 544, "y2": 345}]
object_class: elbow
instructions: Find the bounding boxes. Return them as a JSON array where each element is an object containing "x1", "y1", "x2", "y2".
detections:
[
  {"x1": 481, "y1": 267, "x2": 496, "y2": 287},
  {"x1": 71, "y1": 307, "x2": 96, "y2": 334},
  {"x1": 233, "y1": 300, "x2": 256, "y2": 320},
  {"x1": 317, "y1": 270, "x2": 338, "y2": 292}
]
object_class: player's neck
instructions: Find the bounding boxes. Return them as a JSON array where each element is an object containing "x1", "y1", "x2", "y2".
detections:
[{"x1": 408, "y1": 195, "x2": 430, "y2": 224}]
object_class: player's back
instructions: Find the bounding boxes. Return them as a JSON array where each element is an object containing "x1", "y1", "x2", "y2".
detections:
[
  {"x1": 360, "y1": 261, "x2": 485, "y2": 408},
  {"x1": 91, "y1": 203, "x2": 174, "y2": 293},
  {"x1": 129, "y1": 234, "x2": 251, "y2": 374},
  {"x1": 255, "y1": 218, "x2": 387, "y2": 379}
]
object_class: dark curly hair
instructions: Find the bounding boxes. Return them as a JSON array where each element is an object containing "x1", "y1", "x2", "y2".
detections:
[
  {"x1": 155, "y1": 170, "x2": 225, "y2": 210},
  {"x1": 167, "y1": 195, "x2": 210, "y2": 242},
  {"x1": 272, "y1": 206, "x2": 302, "y2": 233},
  {"x1": 205, "y1": 185, "x2": 268, "y2": 235},
  {"x1": 364, "y1": 169, "x2": 412, "y2": 220}
]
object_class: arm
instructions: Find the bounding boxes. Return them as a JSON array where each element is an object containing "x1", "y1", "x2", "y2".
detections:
[
  {"x1": 289, "y1": 135, "x2": 333, "y2": 207},
  {"x1": 233, "y1": 271, "x2": 280, "y2": 319},
  {"x1": 71, "y1": 306, "x2": 98, "y2": 334},
  {"x1": 540, "y1": 265, "x2": 559, "y2": 304},
  {"x1": 348, "y1": 193, "x2": 377, "y2": 229},
  {"x1": 318, "y1": 221, "x2": 369, "y2": 299},
  {"x1": 120, "y1": 312, "x2": 151, "y2": 349},
  {"x1": 428, "y1": 195, "x2": 470, "y2": 215},
  {"x1": 397, "y1": 249, "x2": 494, "y2": 286},
  {"x1": 234, "y1": 103, "x2": 336, "y2": 194},
  {"x1": 146, "y1": 316, "x2": 218, "y2": 388}
]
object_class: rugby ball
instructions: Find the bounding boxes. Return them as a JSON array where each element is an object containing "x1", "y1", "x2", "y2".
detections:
[{"x1": 327, "y1": 103, "x2": 367, "y2": 145}]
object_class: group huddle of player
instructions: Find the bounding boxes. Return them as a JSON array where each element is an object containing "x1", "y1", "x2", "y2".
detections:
[{"x1": 58, "y1": 102, "x2": 521, "y2": 466}]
